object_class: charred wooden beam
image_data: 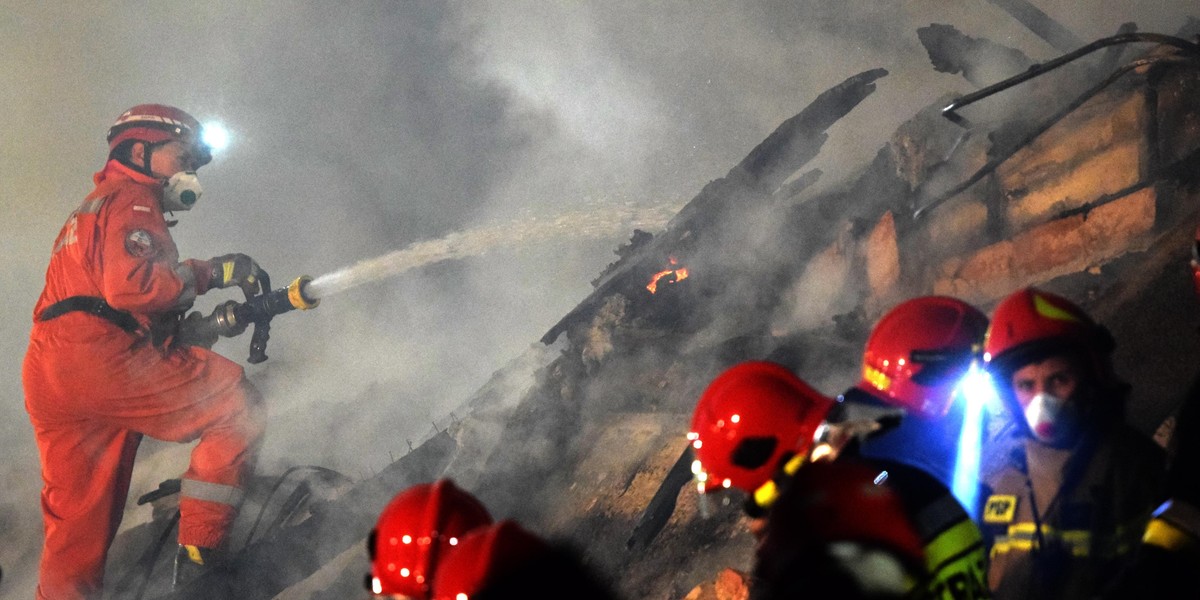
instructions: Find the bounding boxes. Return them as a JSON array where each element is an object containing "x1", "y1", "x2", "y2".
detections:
[
  {"x1": 540, "y1": 68, "x2": 888, "y2": 345},
  {"x1": 626, "y1": 445, "x2": 694, "y2": 551},
  {"x1": 734, "y1": 69, "x2": 887, "y2": 192},
  {"x1": 984, "y1": 0, "x2": 1085, "y2": 53},
  {"x1": 775, "y1": 168, "x2": 822, "y2": 204}
]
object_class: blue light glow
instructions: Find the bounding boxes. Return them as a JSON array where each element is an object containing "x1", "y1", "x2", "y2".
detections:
[{"x1": 951, "y1": 364, "x2": 996, "y2": 517}]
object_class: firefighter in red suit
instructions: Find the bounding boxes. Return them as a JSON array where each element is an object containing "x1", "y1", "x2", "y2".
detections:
[{"x1": 22, "y1": 104, "x2": 267, "y2": 599}]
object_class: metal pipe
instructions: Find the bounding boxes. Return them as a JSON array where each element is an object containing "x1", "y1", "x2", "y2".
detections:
[
  {"x1": 942, "y1": 33, "x2": 1200, "y2": 122},
  {"x1": 914, "y1": 52, "x2": 1194, "y2": 220}
]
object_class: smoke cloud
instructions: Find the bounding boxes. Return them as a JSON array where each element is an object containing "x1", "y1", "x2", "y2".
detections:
[{"x1": 1, "y1": 1, "x2": 1194, "y2": 596}]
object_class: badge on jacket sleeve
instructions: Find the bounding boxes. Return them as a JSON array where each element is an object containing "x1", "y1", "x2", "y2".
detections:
[
  {"x1": 125, "y1": 229, "x2": 155, "y2": 258},
  {"x1": 983, "y1": 494, "x2": 1018, "y2": 524}
]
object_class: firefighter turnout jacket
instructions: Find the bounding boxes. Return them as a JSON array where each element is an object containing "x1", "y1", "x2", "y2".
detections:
[
  {"x1": 22, "y1": 160, "x2": 265, "y2": 600},
  {"x1": 873, "y1": 458, "x2": 991, "y2": 600},
  {"x1": 980, "y1": 425, "x2": 1166, "y2": 600}
]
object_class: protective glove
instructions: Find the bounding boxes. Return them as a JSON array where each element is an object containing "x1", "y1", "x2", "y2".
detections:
[
  {"x1": 208, "y1": 253, "x2": 263, "y2": 297},
  {"x1": 173, "y1": 310, "x2": 221, "y2": 349}
]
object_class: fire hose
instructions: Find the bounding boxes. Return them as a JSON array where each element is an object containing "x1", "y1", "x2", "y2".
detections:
[{"x1": 177, "y1": 270, "x2": 320, "y2": 363}]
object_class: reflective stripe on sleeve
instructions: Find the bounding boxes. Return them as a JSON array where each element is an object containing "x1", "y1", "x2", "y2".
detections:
[
  {"x1": 80, "y1": 197, "x2": 107, "y2": 214},
  {"x1": 1152, "y1": 500, "x2": 1200, "y2": 542},
  {"x1": 925, "y1": 518, "x2": 985, "y2": 572},
  {"x1": 922, "y1": 519, "x2": 990, "y2": 598},
  {"x1": 1143, "y1": 518, "x2": 1197, "y2": 551},
  {"x1": 181, "y1": 478, "x2": 244, "y2": 506}
]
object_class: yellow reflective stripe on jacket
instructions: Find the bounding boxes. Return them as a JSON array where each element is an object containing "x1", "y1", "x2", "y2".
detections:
[
  {"x1": 752, "y1": 453, "x2": 808, "y2": 511},
  {"x1": 910, "y1": 491, "x2": 990, "y2": 598},
  {"x1": 1143, "y1": 518, "x2": 1197, "y2": 551},
  {"x1": 989, "y1": 523, "x2": 1091, "y2": 557},
  {"x1": 754, "y1": 479, "x2": 780, "y2": 510},
  {"x1": 926, "y1": 518, "x2": 985, "y2": 573},
  {"x1": 922, "y1": 518, "x2": 990, "y2": 599}
]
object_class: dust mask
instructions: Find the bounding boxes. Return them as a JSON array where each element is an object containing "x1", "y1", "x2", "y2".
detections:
[
  {"x1": 1022, "y1": 392, "x2": 1079, "y2": 445},
  {"x1": 162, "y1": 171, "x2": 202, "y2": 212}
]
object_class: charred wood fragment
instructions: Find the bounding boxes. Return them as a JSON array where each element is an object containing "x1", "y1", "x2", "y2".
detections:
[
  {"x1": 917, "y1": 24, "x2": 1036, "y2": 87},
  {"x1": 774, "y1": 168, "x2": 822, "y2": 205},
  {"x1": 735, "y1": 69, "x2": 887, "y2": 191},
  {"x1": 984, "y1": 0, "x2": 1085, "y2": 53}
]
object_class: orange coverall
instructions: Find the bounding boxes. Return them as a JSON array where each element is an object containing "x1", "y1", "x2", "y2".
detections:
[{"x1": 22, "y1": 160, "x2": 266, "y2": 600}]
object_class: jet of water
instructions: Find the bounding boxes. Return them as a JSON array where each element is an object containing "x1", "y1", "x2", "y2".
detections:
[{"x1": 304, "y1": 202, "x2": 681, "y2": 301}]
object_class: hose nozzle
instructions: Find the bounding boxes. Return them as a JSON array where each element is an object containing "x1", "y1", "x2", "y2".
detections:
[
  {"x1": 177, "y1": 273, "x2": 320, "y2": 363},
  {"x1": 287, "y1": 276, "x2": 319, "y2": 310}
]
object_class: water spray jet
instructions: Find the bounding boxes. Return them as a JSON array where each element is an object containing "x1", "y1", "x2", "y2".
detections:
[{"x1": 180, "y1": 201, "x2": 678, "y2": 363}]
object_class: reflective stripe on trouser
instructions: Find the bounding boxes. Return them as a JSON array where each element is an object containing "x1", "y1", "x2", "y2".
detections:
[
  {"x1": 24, "y1": 333, "x2": 265, "y2": 599},
  {"x1": 180, "y1": 478, "x2": 246, "y2": 549}
]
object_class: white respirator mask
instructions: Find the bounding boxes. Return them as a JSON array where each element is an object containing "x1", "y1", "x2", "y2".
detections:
[
  {"x1": 1022, "y1": 392, "x2": 1079, "y2": 445},
  {"x1": 162, "y1": 171, "x2": 203, "y2": 212}
]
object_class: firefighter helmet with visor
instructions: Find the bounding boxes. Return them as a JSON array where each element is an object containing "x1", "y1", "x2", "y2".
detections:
[
  {"x1": 689, "y1": 361, "x2": 835, "y2": 495},
  {"x1": 366, "y1": 479, "x2": 493, "y2": 598},
  {"x1": 106, "y1": 104, "x2": 213, "y2": 168},
  {"x1": 852, "y1": 296, "x2": 988, "y2": 418},
  {"x1": 983, "y1": 287, "x2": 1122, "y2": 440},
  {"x1": 983, "y1": 287, "x2": 1116, "y2": 381}
]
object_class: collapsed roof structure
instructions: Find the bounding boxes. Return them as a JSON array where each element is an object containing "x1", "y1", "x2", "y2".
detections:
[{"x1": 106, "y1": 13, "x2": 1200, "y2": 600}]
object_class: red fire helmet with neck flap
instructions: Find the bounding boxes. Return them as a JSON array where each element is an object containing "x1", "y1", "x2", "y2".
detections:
[
  {"x1": 853, "y1": 295, "x2": 988, "y2": 418},
  {"x1": 689, "y1": 361, "x2": 835, "y2": 495}
]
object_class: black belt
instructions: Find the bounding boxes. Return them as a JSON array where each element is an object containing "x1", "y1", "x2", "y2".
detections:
[{"x1": 38, "y1": 296, "x2": 141, "y2": 334}]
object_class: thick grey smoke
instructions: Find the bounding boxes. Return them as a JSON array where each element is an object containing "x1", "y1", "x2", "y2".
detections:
[{"x1": 1, "y1": 1, "x2": 1194, "y2": 596}]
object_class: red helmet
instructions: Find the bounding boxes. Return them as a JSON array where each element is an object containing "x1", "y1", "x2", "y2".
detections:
[
  {"x1": 754, "y1": 458, "x2": 926, "y2": 593},
  {"x1": 983, "y1": 287, "x2": 1115, "y2": 379},
  {"x1": 106, "y1": 103, "x2": 212, "y2": 166},
  {"x1": 367, "y1": 479, "x2": 493, "y2": 598},
  {"x1": 853, "y1": 296, "x2": 988, "y2": 417},
  {"x1": 688, "y1": 361, "x2": 835, "y2": 494},
  {"x1": 431, "y1": 520, "x2": 550, "y2": 600}
]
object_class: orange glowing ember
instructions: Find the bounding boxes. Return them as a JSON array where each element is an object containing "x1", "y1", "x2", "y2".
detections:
[{"x1": 647, "y1": 257, "x2": 689, "y2": 293}]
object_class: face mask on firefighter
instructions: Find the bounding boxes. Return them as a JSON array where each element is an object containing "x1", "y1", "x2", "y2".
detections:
[
  {"x1": 162, "y1": 171, "x2": 202, "y2": 213},
  {"x1": 1022, "y1": 391, "x2": 1079, "y2": 445}
]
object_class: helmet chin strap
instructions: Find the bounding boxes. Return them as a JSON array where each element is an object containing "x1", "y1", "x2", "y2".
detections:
[
  {"x1": 143, "y1": 142, "x2": 154, "y2": 177},
  {"x1": 117, "y1": 141, "x2": 164, "y2": 179}
]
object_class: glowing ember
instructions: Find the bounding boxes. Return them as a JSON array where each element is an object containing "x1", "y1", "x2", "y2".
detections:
[{"x1": 647, "y1": 257, "x2": 689, "y2": 293}]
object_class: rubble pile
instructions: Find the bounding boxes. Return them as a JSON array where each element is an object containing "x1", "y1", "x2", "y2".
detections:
[{"x1": 106, "y1": 19, "x2": 1200, "y2": 600}]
